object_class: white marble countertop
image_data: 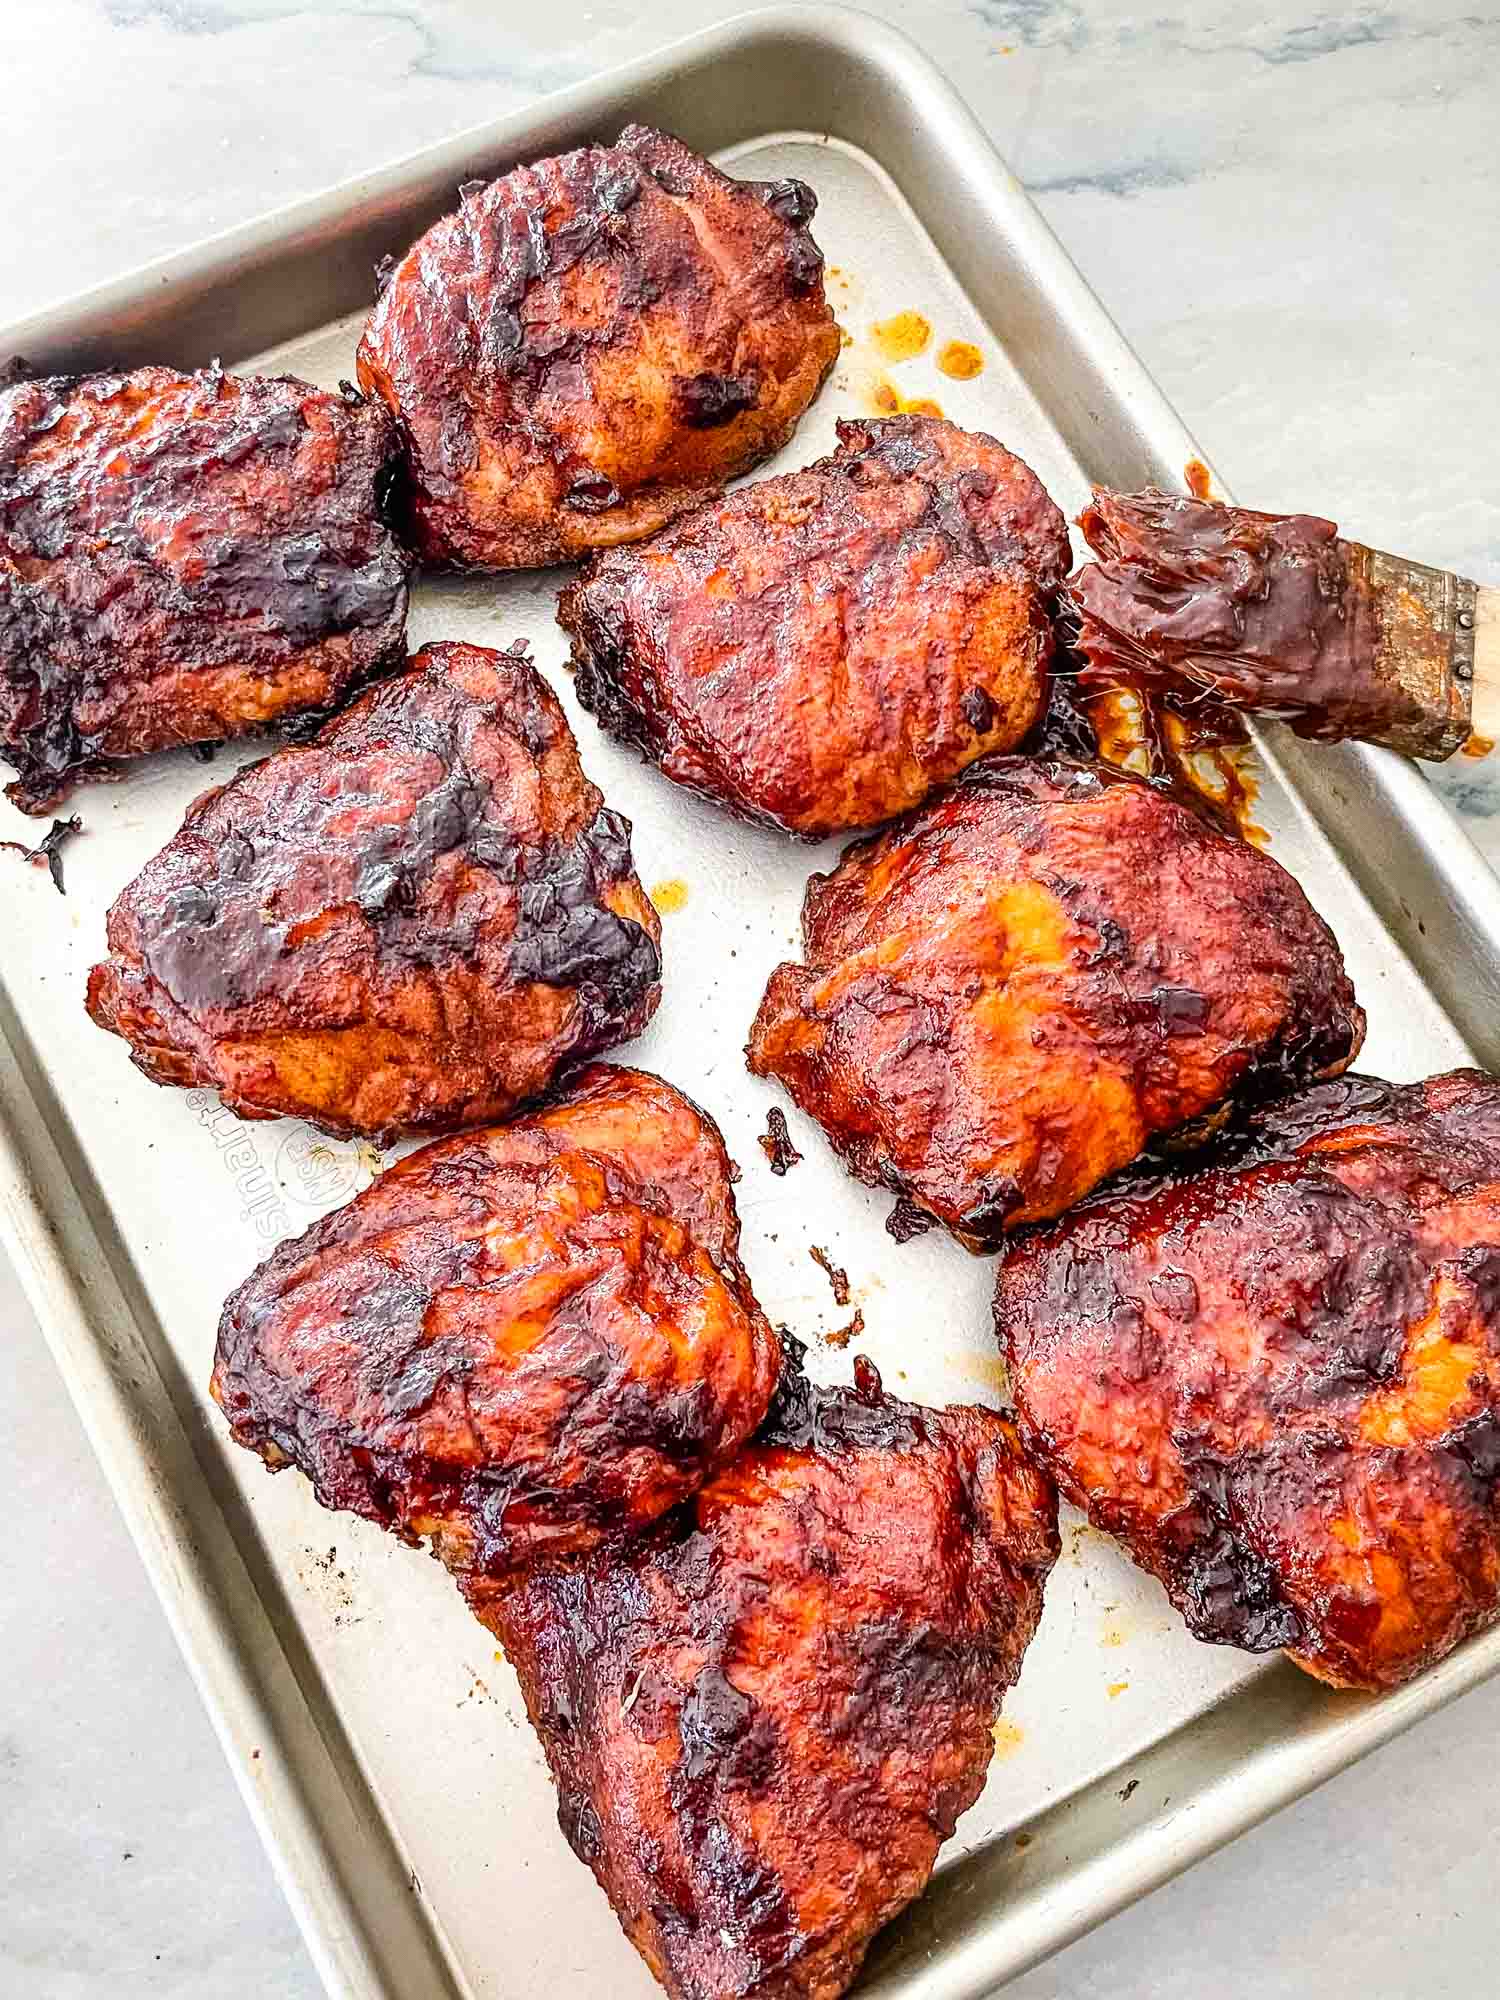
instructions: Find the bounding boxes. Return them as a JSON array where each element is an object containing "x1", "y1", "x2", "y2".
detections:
[{"x1": 3, "y1": 3, "x2": 1498, "y2": 1997}]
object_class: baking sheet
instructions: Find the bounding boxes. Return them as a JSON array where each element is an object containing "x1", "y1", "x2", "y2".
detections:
[{"x1": 5, "y1": 12, "x2": 1500, "y2": 1999}]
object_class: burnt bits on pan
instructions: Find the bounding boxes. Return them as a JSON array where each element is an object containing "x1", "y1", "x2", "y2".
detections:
[
  {"x1": 488, "y1": 1348, "x2": 1058, "y2": 2000},
  {"x1": 559, "y1": 415, "x2": 1072, "y2": 836},
  {"x1": 86, "y1": 640, "x2": 661, "y2": 1140},
  {"x1": 748, "y1": 757, "x2": 1365, "y2": 1248},
  {"x1": 356, "y1": 125, "x2": 840, "y2": 570},
  {"x1": 0, "y1": 813, "x2": 82, "y2": 893},
  {"x1": 0, "y1": 365, "x2": 410, "y2": 812},
  {"x1": 212, "y1": 1064, "x2": 781, "y2": 1582},
  {"x1": 997, "y1": 1068, "x2": 1500, "y2": 1691}
]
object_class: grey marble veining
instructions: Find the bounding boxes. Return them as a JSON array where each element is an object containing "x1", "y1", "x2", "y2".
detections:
[{"x1": 3, "y1": 4, "x2": 1500, "y2": 1998}]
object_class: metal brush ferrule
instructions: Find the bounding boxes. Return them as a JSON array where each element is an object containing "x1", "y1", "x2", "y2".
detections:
[{"x1": 1348, "y1": 542, "x2": 1477, "y2": 759}]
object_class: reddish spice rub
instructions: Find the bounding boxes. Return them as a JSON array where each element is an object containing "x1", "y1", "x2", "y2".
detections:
[
  {"x1": 0, "y1": 365, "x2": 409, "y2": 812},
  {"x1": 1064, "y1": 487, "x2": 1421, "y2": 746},
  {"x1": 748, "y1": 757, "x2": 1364, "y2": 1249},
  {"x1": 559, "y1": 415, "x2": 1070, "y2": 836},
  {"x1": 212, "y1": 1064, "x2": 780, "y2": 1580},
  {"x1": 487, "y1": 1349, "x2": 1058, "y2": 2000},
  {"x1": 87, "y1": 641, "x2": 660, "y2": 1140},
  {"x1": 358, "y1": 126, "x2": 840, "y2": 570},
  {"x1": 997, "y1": 1068, "x2": 1500, "y2": 1691}
]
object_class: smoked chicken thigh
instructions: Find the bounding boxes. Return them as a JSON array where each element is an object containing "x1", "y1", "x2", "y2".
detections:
[
  {"x1": 489, "y1": 1350, "x2": 1058, "y2": 2000},
  {"x1": 996, "y1": 1069, "x2": 1500, "y2": 1691},
  {"x1": 87, "y1": 640, "x2": 660, "y2": 1139},
  {"x1": 558, "y1": 415, "x2": 1071, "y2": 836},
  {"x1": 357, "y1": 125, "x2": 839, "y2": 570},
  {"x1": 0, "y1": 366, "x2": 408, "y2": 812},
  {"x1": 749, "y1": 758, "x2": 1364, "y2": 1248},
  {"x1": 212, "y1": 1064, "x2": 780, "y2": 1580}
]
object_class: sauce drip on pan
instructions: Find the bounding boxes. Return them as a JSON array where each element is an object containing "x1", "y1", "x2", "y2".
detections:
[
  {"x1": 1029, "y1": 659, "x2": 1264, "y2": 844},
  {"x1": 1040, "y1": 463, "x2": 1267, "y2": 843}
]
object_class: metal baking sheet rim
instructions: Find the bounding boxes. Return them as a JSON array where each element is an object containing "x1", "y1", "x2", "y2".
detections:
[{"x1": 5, "y1": 9, "x2": 1500, "y2": 1998}]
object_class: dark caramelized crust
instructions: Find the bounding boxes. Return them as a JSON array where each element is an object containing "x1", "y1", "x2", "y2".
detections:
[
  {"x1": 212, "y1": 1064, "x2": 779, "y2": 1577},
  {"x1": 87, "y1": 641, "x2": 660, "y2": 1140},
  {"x1": 0, "y1": 365, "x2": 409, "y2": 812},
  {"x1": 357, "y1": 125, "x2": 840, "y2": 570},
  {"x1": 1065, "y1": 488, "x2": 1404, "y2": 742},
  {"x1": 489, "y1": 1353, "x2": 1058, "y2": 2000},
  {"x1": 748, "y1": 759, "x2": 1364, "y2": 1247},
  {"x1": 996, "y1": 1069, "x2": 1500, "y2": 1690},
  {"x1": 559, "y1": 415, "x2": 1071, "y2": 836}
]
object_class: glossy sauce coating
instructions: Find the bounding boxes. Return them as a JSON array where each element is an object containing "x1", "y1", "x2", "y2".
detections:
[
  {"x1": 997, "y1": 1069, "x2": 1500, "y2": 1690},
  {"x1": 1064, "y1": 487, "x2": 1407, "y2": 744},
  {"x1": 87, "y1": 641, "x2": 660, "y2": 1139},
  {"x1": 212, "y1": 1064, "x2": 779, "y2": 1578},
  {"x1": 559, "y1": 416, "x2": 1070, "y2": 836},
  {"x1": 0, "y1": 366, "x2": 409, "y2": 811},
  {"x1": 490, "y1": 1352, "x2": 1058, "y2": 2000},
  {"x1": 357, "y1": 125, "x2": 840, "y2": 569},
  {"x1": 748, "y1": 758, "x2": 1364, "y2": 1247}
]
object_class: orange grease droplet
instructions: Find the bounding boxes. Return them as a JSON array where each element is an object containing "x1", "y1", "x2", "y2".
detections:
[
  {"x1": 869, "y1": 311, "x2": 932, "y2": 363},
  {"x1": 937, "y1": 340, "x2": 984, "y2": 380},
  {"x1": 868, "y1": 376, "x2": 944, "y2": 421},
  {"x1": 651, "y1": 879, "x2": 689, "y2": 915},
  {"x1": 992, "y1": 1718, "x2": 1025, "y2": 1758}
]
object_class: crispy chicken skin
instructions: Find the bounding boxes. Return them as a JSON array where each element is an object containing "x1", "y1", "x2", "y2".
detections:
[
  {"x1": 996, "y1": 1070, "x2": 1500, "y2": 1691},
  {"x1": 488, "y1": 1351, "x2": 1058, "y2": 2000},
  {"x1": 0, "y1": 365, "x2": 409, "y2": 812},
  {"x1": 212, "y1": 1064, "x2": 780, "y2": 1579},
  {"x1": 87, "y1": 641, "x2": 660, "y2": 1140},
  {"x1": 558, "y1": 415, "x2": 1072, "y2": 836},
  {"x1": 748, "y1": 759, "x2": 1364, "y2": 1248},
  {"x1": 357, "y1": 125, "x2": 840, "y2": 570}
]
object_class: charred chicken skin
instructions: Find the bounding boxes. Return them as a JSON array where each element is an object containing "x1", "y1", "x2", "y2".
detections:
[
  {"x1": 0, "y1": 365, "x2": 409, "y2": 813},
  {"x1": 996, "y1": 1069, "x2": 1500, "y2": 1691},
  {"x1": 87, "y1": 640, "x2": 660, "y2": 1140},
  {"x1": 490, "y1": 1350, "x2": 1058, "y2": 2000},
  {"x1": 558, "y1": 415, "x2": 1072, "y2": 836},
  {"x1": 357, "y1": 125, "x2": 840, "y2": 570},
  {"x1": 748, "y1": 759, "x2": 1364, "y2": 1248},
  {"x1": 212, "y1": 1064, "x2": 780, "y2": 1580}
]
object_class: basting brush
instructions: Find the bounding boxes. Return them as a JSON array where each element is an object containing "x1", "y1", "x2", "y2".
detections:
[{"x1": 1064, "y1": 488, "x2": 1498, "y2": 762}]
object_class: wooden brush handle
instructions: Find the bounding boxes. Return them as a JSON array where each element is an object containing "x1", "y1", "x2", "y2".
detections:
[{"x1": 1469, "y1": 585, "x2": 1500, "y2": 750}]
